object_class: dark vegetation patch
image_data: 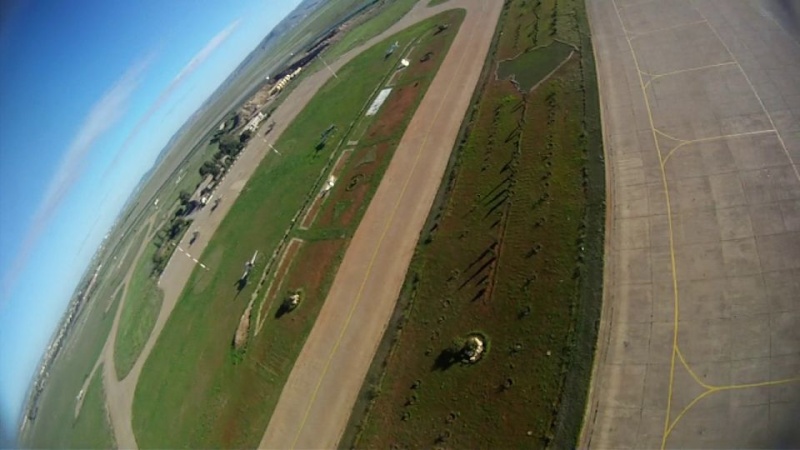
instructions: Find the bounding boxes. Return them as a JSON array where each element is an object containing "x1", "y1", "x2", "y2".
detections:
[
  {"x1": 347, "y1": 0, "x2": 604, "y2": 448},
  {"x1": 498, "y1": 41, "x2": 574, "y2": 91}
]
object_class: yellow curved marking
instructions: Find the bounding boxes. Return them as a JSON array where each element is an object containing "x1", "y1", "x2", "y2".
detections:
[
  {"x1": 288, "y1": 21, "x2": 477, "y2": 450},
  {"x1": 653, "y1": 128, "x2": 686, "y2": 145},
  {"x1": 610, "y1": 2, "x2": 683, "y2": 447},
  {"x1": 661, "y1": 129, "x2": 776, "y2": 165},
  {"x1": 675, "y1": 346, "x2": 713, "y2": 390},
  {"x1": 665, "y1": 377, "x2": 800, "y2": 439},
  {"x1": 608, "y1": 2, "x2": 799, "y2": 449},
  {"x1": 628, "y1": 20, "x2": 708, "y2": 40},
  {"x1": 643, "y1": 61, "x2": 736, "y2": 90}
]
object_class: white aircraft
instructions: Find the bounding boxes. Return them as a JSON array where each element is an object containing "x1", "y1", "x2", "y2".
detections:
[{"x1": 240, "y1": 250, "x2": 258, "y2": 281}]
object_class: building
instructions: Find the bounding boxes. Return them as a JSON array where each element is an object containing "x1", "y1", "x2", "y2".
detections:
[
  {"x1": 244, "y1": 111, "x2": 266, "y2": 134},
  {"x1": 268, "y1": 67, "x2": 303, "y2": 96}
]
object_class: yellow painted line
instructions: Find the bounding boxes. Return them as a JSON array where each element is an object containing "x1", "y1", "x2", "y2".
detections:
[
  {"x1": 609, "y1": 1, "x2": 682, "y2": 448},
  {"x1": 675, "y1": 346, "x2": 713, "y2": 390},
  {"x1": 616, "y1": 0, "x2": 660, "y2": 11},
  {"x1": 720, "y1": 376, "x2": 800, "y2": 391},
  {"x1": 610, "y1": 1, "x2": 800, "y2": 447},
  {"x1": 288, "y1": 20, "x2": 477, "y2": 450},
  {"x1": 653, "y1": 128, "x2": 685, "y2": 145},
  {"x1": 643, "y1": 61, "x2": 737, "y2": 90},
  {"x1": 665, "y1": 376, "x2": 800, "y2": 438},
  {"x1": 628, "y1": 20, "x2": 708, "y2": 40},
  {"x1": 661, "y1": 129, "x2": 776, "y2": 165}
]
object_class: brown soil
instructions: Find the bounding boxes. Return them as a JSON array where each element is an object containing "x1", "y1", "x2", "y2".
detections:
[
  {"x1": 363, "y1": 83, "x2": 421, "y2": 142},
  {"x1": 300, "y1": 194, "x2": 325, "y2": 230},
  {"x1": 286, "y1": 239, "x2": 344, "y2": 299},
  {"x1": 316, "y1": 142, "x2": 392, "y2": 229},
  {"x1": 233, "y1": 305, "x2": 251, "y2": 350},
  {"x1": 256, "y1": 239, "x2": 304, "y2": 333}
]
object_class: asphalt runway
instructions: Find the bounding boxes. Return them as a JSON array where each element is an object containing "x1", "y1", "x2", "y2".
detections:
[{"x1": 584, "y1": 0, "x2": 800, "y2": 448}]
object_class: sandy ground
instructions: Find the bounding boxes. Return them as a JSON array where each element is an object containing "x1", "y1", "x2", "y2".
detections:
[
  {"x1": 258, "y1": 0, "x2": 503, "y2": 448},
  {"x1": 87, "y1": 0, "x2": 501, "y2": 448},
  {"x1": 582, "y1": 0, "x2": 800, "y2": 448}
]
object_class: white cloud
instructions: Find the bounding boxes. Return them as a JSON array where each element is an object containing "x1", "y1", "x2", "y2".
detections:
[
  {"x1": 1, "y1": 55, "x2": 152, "y2": 298},
  {"x1": 102, "y1": 18, "x2": 242, "y2": 179},
  {"x1": 173, "y1": 19, "x2": 241, "y2": 84}
]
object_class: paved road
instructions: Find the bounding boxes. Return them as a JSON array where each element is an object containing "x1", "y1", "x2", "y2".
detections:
[
  {"x1": 259, "y1": 0, "x2": 502, "y2": 448},
  {"x1": 583, "y1": 0, "x2": 800, "y2": 448}
]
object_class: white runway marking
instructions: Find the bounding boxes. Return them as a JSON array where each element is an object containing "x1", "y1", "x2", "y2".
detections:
[{"x1": 175, "y1": 246, "x2": 209, "y2": 270}]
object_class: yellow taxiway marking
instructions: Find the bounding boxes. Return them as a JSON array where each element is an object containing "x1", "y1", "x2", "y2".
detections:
[
  {"x1": 661, "y1": 129, "x2": 777, "y2": 165},
  {"x1": 653, "y1": 128, "x2": 684, "y2": 145},
  {"x1": 642, "y1": 61, "x2": 737, "y2": 90},
  {"x1": 609, "y1": 1, "x2": 800, "y2": 448},
  {"x1": 610, "y1": 1, "x2": 682, "y2": 445},
  {"x1": 615, "y1": 0, "x2": 660, "y2": 11},
  {"x1": 628, "y1": 19, "x2": 708, "y2": 40},
  {"x1": 665, "y1": 376, "x2": 800, "y2": 439},
  {"x1": 288, "y1": 20, "x2": 477, "y2": 450},
  {"x1": 675, "y1": 346, "x2": 713, "y2": 390}
]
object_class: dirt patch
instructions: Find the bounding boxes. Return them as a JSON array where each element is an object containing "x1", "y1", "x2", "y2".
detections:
[
  {"x1": 300, "y1": 150, "x2": 353, "y2": 229},
  {"x1": 316, "y1": 142, "x2": 392, "y2": 229},
  {"x1": 363, "y1": 83, "x2": 421, "y2": 143},
  {"x1": 285, "y1": 240, "x2": 344, "y2": 301},
  {"x1": 233, "y1": 306, "x2": 251, "y2": 350},
  {"x1": 255, "y1": 238, "x2": 304, "y2": 335}
]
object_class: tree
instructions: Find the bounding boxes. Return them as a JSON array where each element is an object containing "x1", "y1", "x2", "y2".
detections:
[
  {"x1": 178, "y1": 190, "x2": 191, "y2": 205},
  {"x1": 219, "y1": 134, "x2": 241, "y2": 156},
  {"x1": 239, "y1": 130, "x2": 253, "y2": 144},
  {"x1": 199, "y1": 160, "x2": 221, "y2": 178},
  {"x1": 168, "y1": 218, "x2": 187, "y2": 240}
]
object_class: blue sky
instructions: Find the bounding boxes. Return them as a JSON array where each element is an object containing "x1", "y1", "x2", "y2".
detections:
[{"x1": 0, "y1": 0, "x2": 301, "y2": 440}]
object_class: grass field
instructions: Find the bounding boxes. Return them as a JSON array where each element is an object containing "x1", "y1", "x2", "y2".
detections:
[
  {"x1": 23, "y1": 284, "x2": 123, "y2": 448},
  {"x1": 67, "y1": 366, "x2": 116, "y2": 449},
  {"x1": 428, "y1": 0, "x2": 451, "y2": 6},
  {"x1": 310, "y1": 0, "x2": 419, "y2": 64},
  {"x1": 132, "y1": 11, "x2": 464, "y2": 448},
  {"x1": 27, "y1": 365, "x2": 116, "y2": 449},
  {"x1": 113, "y1": 243, "x2": 164, "y2": 379},
  {"x1": 349, "y1": 0, "x2": 605, "y2": 447},
  {"x1": 21, "y1": 220, "x2": 154, "y2": 448},
  {"x1": 113, "y1": 142, "x2": 219, "y2": 379}
]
